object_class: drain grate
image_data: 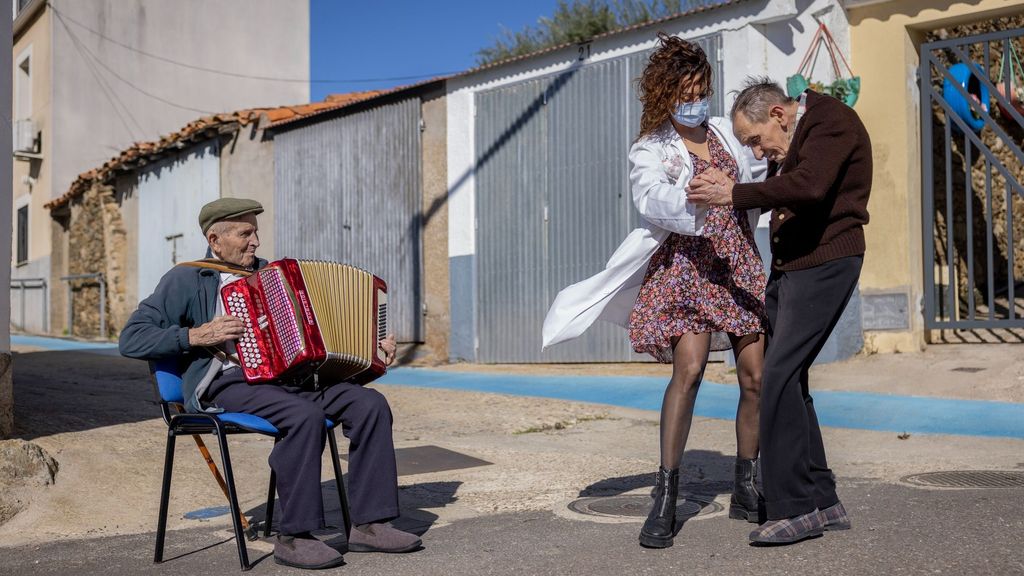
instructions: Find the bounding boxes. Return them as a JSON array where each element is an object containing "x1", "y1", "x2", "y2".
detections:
[
  {"x1": 951, "y1": 366, "x2": 986, "y2": 373},
  {"x1": 568, "y1": 494, "x2": 721, "y2": 519},
  {"x1": 901, "y1": 470, "x2": 1024, "y2": 489}
]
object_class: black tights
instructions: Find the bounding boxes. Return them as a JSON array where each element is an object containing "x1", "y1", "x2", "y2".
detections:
[{"x1": 658, "y1": 332, "x2": 764, "y2": 470}]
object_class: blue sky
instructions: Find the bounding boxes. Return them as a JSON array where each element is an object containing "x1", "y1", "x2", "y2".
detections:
[{"x1": 310, "y1": 0, "x2": 562, "y2": 100}]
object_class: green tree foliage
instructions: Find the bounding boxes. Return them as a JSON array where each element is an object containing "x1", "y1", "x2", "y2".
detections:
[{"x1": 476, "y1": 0, "x2": 727, "y2": 66}]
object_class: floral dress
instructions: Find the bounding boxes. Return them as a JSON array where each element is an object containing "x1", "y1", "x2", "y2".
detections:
[{"x1": 628, "y1": 128, "x2": 767, "y2": 362}]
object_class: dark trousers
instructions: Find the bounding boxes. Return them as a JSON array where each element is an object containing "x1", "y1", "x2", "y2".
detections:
[
  {"x1": 760, "y1": 255, "x2": 862, "y2": 520},
  {"x1": 205, "y1": 369, "x2": 399, "y2": 534}
]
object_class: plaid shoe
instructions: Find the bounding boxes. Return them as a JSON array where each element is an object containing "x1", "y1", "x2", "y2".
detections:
[
  {"x1": 749, "y1": 509, "x2": 824, "y2": 545},
  {"x1": 821, "y1": 501, "x2": 852, "y2": 531}
]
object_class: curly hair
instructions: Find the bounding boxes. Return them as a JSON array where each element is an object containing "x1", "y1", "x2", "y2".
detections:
[{"x1": 635, "y1": 32, "x2": 713, "y2": 140}]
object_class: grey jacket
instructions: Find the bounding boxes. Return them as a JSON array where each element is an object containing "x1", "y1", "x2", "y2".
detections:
[{"x1": 119, "y1": 258, "x2": 268, "y2": 413}]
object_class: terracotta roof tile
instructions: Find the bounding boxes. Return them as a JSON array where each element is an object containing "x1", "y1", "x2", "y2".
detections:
[{"x1": 266, "y1": 83, "x2": 441, "y2": 128}]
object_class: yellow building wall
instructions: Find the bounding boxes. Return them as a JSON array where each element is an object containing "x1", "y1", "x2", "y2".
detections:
[
  {"x1": 12, "y1": 8, "x2": 52, "y2": 267},
  {"x1": 846, "y1": 0, "x2": 1024, "y2": 353}
]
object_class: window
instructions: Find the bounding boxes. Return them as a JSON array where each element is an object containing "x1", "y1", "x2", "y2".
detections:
[
  {"x1": 16, "y1": 206, "x2": 28, "y2": 264},
  {"x1": 15, "y1": 48, "x2": 31, "y2": 120},
  {"x1": 13, "y1": 0, "x2": 33, "y2": 20}
]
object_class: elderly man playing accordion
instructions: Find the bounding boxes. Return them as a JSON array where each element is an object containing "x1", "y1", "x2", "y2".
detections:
[{"x1": 120, "y1": 198, "x2": 420, "y2": 569}]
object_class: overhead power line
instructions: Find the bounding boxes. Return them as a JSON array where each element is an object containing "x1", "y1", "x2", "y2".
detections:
[
  {"x1": 48, "y1": 2, "x2": 458, "y2": 85},
  {"x1": 54, "y1": 9, "x2": 143, "y2": 139},
  {"x1": 54, "y1": 8, "x2": 218, "y2": 115}
]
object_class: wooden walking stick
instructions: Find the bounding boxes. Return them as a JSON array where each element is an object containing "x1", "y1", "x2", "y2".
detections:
[
  {"x1": 190, "y1": 434, "x2": 260, "y2": 541},
  {"x1": 172, "y1": 402, "x2": 259, "y2": 541}
]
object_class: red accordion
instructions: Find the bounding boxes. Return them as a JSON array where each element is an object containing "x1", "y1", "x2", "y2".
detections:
[{"x1": 221, "y1": 258, "x2": 388, "y2": 384}]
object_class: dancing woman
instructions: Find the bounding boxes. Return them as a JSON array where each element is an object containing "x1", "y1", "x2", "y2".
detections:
[{"x1": 543, "y1": 33, "x2": 768, "y2": 549}]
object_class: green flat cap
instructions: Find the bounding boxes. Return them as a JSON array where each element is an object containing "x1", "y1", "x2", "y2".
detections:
[{"x1": 198, "y1": 198, "x2": 264, "y2": 234}]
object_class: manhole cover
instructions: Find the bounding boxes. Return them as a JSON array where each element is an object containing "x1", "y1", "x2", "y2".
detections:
[
  {"x1": 901, "y1": 470, "x2": 1024, "y2": 489},
  {"x1": 568, "y1": 494, "x2": 721, "y2": 519}
]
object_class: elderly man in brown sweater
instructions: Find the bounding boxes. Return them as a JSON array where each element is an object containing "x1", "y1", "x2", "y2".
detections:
[{"x1": 687, "y1": 77, "x2": 871, "y2": 545}]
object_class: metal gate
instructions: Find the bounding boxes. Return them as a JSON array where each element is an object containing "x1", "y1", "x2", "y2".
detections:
[
  {"x1": 920, "y1": 28, "x2": 1024, "y2": 334},
  {"x1": 274, "y1": 98, "x2": 424, "y2": 342},
  {"x1": 475, "y1": 35, "x2": 723, "y2": 362}
]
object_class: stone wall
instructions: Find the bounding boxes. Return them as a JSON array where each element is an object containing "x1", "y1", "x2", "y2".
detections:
[
  {"x1": 64, "y1": 184, "x2": 129, "y2": 339},
  {"x1": 927, "y1": 16, "x2": 1024, "y2": 317}
]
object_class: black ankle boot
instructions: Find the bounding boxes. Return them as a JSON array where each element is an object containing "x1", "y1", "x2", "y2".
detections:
[
  {"x1": 639, "y1": 466, "x2": 679, "y2": 548},
  {"x1": 729, "y1": 458, "x2": 761, "y2": 523}
]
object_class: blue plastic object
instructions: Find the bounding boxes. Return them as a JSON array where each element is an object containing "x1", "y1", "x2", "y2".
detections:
[
  {"x1": 943, "y1": 62, "x2": 990, "y2": 133},
  {"x1": 154, "y1": 360, "x2": 185, "y2": 403},
  {"x1": 153, "y1": 359, "x2": 335, "y2": 432},
  {"x1": 183, "y1": 506, "x2": 231, "y2": 520}
]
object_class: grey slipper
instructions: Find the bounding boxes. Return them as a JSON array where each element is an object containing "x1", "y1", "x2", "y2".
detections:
[
  {"x1": 274, "y1": 534, "x2": 345, "y2": 569},
  {"x1": 347, "y1": 523, "x2": 422, "y2": 553},
  {"x1": 821, "y1": 501, "x2": 852, "y2": 531},
  {"x1": 749, "y1": 509, "x2": 825, "y2": 545}
]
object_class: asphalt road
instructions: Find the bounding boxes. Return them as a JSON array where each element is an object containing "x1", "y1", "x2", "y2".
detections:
[{"x1": 2, "y1": 480, "x2": 1021, "y2": 576}]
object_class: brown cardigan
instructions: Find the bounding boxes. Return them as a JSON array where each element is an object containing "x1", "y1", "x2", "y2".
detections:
[{"x1": 732, "y1": 91, "x2": 872, "y2": 271}]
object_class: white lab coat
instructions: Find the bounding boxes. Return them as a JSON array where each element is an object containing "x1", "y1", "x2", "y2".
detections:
[{"x1": 541, "y1": 116, "x2": 766, "y2": 350}]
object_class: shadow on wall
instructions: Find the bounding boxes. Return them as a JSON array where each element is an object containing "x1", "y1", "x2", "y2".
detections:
[
  {"x1": 750, "y1": 0, "x2": 808, "y2": 56},
  {"x1": 846, "y1": 0, "x2": 988, "y2": 26},
  {"x1": 422, "y1": 64, "x2": 583, "y2": 231}
]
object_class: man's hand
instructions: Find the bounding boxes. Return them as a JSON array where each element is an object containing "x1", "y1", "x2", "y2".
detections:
[
  {"x1": 686, "y1": 168, "x2": 735, "y2": 206},
  {"x1": 379, "y1": 333, "x2": 397, "y2": 366},
  {"x1": 189, "y1": 316, "x2": 245, "y2": 347}
]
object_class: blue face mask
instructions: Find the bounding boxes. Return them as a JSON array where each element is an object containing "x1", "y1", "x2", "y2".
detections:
[{"x1": 672, "y1": 98, "x2": 709, "y2": 127}]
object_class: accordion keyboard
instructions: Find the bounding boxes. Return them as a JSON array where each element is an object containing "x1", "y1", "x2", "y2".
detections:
[
  {"x1": 225, "y1": 291, "x2": 263, "y2": 370},
  {"x1": 260, "y1": 268, "x2": 304, "y2": 365}
]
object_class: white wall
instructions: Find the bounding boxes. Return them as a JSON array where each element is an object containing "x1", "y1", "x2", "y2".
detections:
[
  {"x1": 3, "y1": 0, "x2": 14, "y2": 436},
  {"x1": 136, "y1": 141, "x2": 220, "y2": 301},
  {"x1": 2, "y1": 6, "x2": 13, "y2": 349},
  {"x1": 49, "y1": 0, "x2": 310, "y2": 205}
]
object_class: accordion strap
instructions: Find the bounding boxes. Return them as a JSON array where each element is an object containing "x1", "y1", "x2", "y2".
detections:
[
  {"x1": 176, "y1": 259, "x2": 250, "y2": 367},
  {"x1": 206, "y1": 345, "x2": 241, "y2": 368},
  {"x1": 176, "y1": 258, "x2": 255, "y2": 277}
]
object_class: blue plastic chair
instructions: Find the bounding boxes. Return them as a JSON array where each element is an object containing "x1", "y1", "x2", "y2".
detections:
[{"x1": 151, "y1": 359, "x2": 351, "y2": 571}]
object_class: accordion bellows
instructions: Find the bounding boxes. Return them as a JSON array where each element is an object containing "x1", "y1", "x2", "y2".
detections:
[{"x1": 222, "y1": 258, "x2": 388, "y2": 384}]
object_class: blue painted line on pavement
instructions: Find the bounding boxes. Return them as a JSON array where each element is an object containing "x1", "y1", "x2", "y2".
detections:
[
  {"x1": 377, "y1": 367, "x2": 1024, "y2": 440},
  {"x1": 15, "y1": 334, "x2": 1020, "y2": 439},
  {"x1": 12, "y1": 334, "x2": 119, "y2": 351}
]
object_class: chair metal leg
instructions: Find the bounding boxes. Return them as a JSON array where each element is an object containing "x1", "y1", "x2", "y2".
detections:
[
  {"x1": 326, "y1": 429, "x2": 352, "y2": 538},
  {"x1": 215, "y1": 428, "x2": 251, "y2": 571},
  {"x1": 264, "y1": 437, "x2": 279, "y2": 538},
  {"x1": 154, "y1": 431, "x2": 176, "y2": 563}
]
